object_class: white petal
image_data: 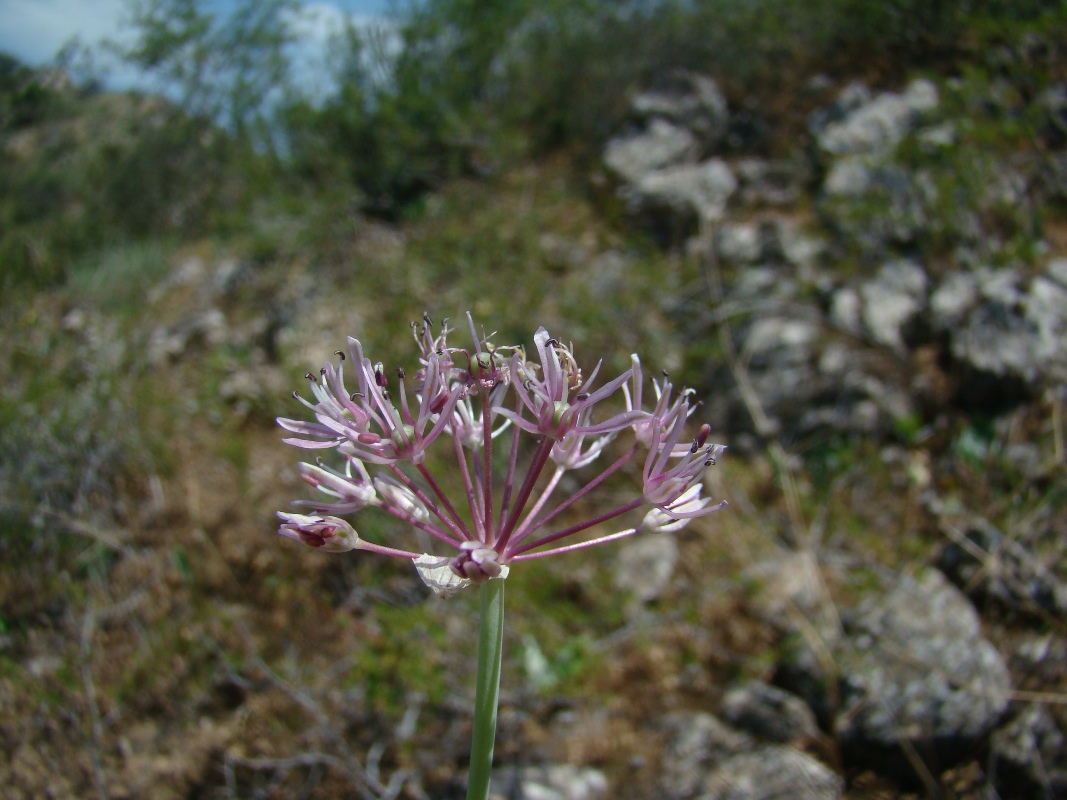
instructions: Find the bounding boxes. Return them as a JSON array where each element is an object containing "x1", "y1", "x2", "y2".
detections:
[
  {"x1": 414, "y1": 555, "x2": 470, "y2": 598},
  {"x1": 413, "y1": 554, "x2": 510, "y2": 598}
]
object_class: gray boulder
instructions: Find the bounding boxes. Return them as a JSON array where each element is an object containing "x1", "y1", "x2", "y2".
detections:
[
  {"x1": 659, "y1": 712, "x2": 753, "y2": 800},
  {"x1": 726, "y1": 312, "x2": 915, "y2": 439},
  {"x1": 623, "y1": 159, "x2": 737, "y2": 228},
  {"x1": 936, "y1": 515, "x2": 1067, "y2": 617},
  {"x1": 720, "y1": 682, "x2": 818, "y2": 743},
  {"x1": 934, "y1": 266, "x2": 1067, "y2": 396},
  {"x1": 991, "y1": 705, "x2": 1067, "y2": 799},
  {"x1": 714, "y1": 223, "x2": 762, "y2": 265},
  {"x1": 816, "y1": 79, "x2": 939, "y2": 158},
  {"x1": 632, "y1": 71, "x2": 729, "y2": 148},
  {"x1": 604, "y1": 118, "x2": 698, "y2": 184},
  {"x1": 779, "y1": 568, "x2": 1012, "y2": 782},
  {"x1": 859, "y1": 259, "x2": 928, "y2": 353},
  {"x1": 489, "y1": 764, "x2": 608, "y2": 800},
  {"x1": 697, "y1": 747, "x2": 843, "y2": 800}
]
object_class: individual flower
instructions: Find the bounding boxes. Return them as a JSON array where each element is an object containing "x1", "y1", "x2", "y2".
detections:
[
  {"x1": 291, "y1": 458, "x2": 377, "y2": 515},
  {"x1": 497, "y1": 328, "x2": 646, "y2": 441},
  {"x1": 641, "y1": 484, "x2": 722, "y2": 534},
  {"x1": 277, "y1": 512, "x2": 361, "y2": 552}
]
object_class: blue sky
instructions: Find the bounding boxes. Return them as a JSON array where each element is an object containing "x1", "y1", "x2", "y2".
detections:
[{"x1": 0, "y1": 0, "x2": 395, "y2": 67}]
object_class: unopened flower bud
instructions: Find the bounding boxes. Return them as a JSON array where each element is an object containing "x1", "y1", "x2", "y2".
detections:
[
  {"x1": 277, "y1": 512, "x2": 360, "y2": 552},
  {"x1": 450, "y1": 541, "x2": 504, "y2": 583}
]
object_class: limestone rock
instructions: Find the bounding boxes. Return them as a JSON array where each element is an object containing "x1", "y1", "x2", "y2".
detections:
[
  {"x1": 490, "y1": 764, "x2": 608, "y2": 800},
  {"x1": 697, "y1": 747, "x2": 843, "y2": 800}
]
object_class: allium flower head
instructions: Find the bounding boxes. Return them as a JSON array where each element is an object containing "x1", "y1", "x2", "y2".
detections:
[{"x1": 277, "y1": 313, "x2": 726, "y2": 596}]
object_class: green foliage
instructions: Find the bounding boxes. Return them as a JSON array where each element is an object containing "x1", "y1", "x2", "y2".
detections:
[
  {"x1": 355, "y1": 603, "x2": 452, "y2": 711},
  {"x1": 0, "y1": 81, "x2": 243, "y2": 291}
]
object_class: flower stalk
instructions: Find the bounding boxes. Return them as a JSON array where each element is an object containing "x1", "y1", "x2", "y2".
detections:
[{"x1": 467, "y1": 579, "x2": 505, "y2": 800}]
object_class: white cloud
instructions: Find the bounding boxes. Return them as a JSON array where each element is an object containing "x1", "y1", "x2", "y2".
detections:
[{"x1": 0, "y1": 0, "x2": 128, "y2": 65}]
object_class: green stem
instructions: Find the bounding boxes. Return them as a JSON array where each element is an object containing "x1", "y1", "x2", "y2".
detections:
[{"x1": 466, "y1": 579, "x2": 505, "y2": 800}]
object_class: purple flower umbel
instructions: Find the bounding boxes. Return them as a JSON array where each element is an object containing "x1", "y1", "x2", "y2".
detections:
[{"x1": 277, "y1": 314, "x2": 726, "y2": 596}]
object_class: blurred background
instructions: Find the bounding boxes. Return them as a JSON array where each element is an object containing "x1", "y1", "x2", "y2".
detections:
[{"x1": 1, "y1": 1, "x2": 1066, "y2": 798}]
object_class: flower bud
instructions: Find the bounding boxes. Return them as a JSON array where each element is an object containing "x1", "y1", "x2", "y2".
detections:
[
  {"x1": 277, "y1": 512, "x2": 360, "y2": 552},
  {"x1": 450, "y1": 541, "x2": 505, "y2": 583}
]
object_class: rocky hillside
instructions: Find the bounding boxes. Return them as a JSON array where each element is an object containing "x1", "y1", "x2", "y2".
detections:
[{"x1": 1, "y1": 12, "x2": 1066, "y2": 800}]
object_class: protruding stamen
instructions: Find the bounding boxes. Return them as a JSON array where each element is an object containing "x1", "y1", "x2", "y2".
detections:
[
  {"x1": 396, "y1": 366, "x2": 406, "y2": 379},
  {"x1": 334, "y1": 350, "x2": 346, "y2": 360},
  {"x1": 305, "y1": 372, "x2": 317, "y2": 383}
]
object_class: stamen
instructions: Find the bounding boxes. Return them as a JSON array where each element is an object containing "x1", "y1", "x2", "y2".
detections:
[
  {"x1": 691, "y1": 423, "x2": 712, "y2": 453},
  {"x1": 334, "y1": 350, "x2": 346, "y2": 360},
  {"x1": 304, "y1": 372, "x2": 317, "y2": 383}
]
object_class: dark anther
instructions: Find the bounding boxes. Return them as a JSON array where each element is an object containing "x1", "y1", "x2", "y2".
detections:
[
  {"x1": 704, "y1": 458, "x2": 716, "y2": 467},
  {"x1": 382, "y1": 389, "x2": 391, "y2": 400},
  {"x1": 396, "y1": 366, "x2": 406, "y2": 379},
  {"x1": 662, "y1": 370, "x2": 670, "y2": 378},
  {"x1": 546, "y1": 338, "x2": 559, "y2": 348},
  {"x1": 374, "y1": 366, "x2": 388, "y2": 388},
  {"x1": 423, "y1": 311, "x2": 433, "y2": 328},
  {"x1": 576, "y1": 392, "x2": 589, "y2": 401},
  {"x1": 320, "y1": 367, "x2": 327, "y2": 376},
  {"x1": 291, "y1": 390, "x2": 300, "y2": 399},
  {"x1": 691, "y1": 440, "x2": 700, "y2": 454},
  {"x1": 334, "y1": 350, "x2": 346, "y2": 360},
  {"x1": 436, "y1": 348, "x2": 446, "y2": 356},
  {"x1": 304, "y1": 372, "x2": 317, "y2": 383}
]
